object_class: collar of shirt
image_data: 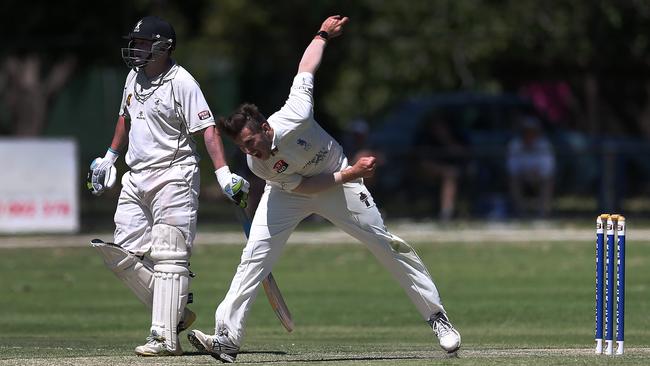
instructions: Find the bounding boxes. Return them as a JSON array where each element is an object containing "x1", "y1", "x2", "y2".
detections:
[
  {"x1": 270, "y1": 129, "x2": 279, "y2": 156},
  {"x1": 161, "y1": 61, "x2": 178, "y2": 81},
  {"x1": 139, "y1": 61, "x2": 178, "y2": 85}
]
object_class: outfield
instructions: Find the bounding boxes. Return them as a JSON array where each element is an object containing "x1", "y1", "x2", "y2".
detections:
[{"x1": 1, "y1": 222, "x2": 649, "y2": 365}]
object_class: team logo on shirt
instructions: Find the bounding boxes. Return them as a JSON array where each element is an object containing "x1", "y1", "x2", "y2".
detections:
[
  {"x1": 273, "y1": 160, "x2": 289, "y2": 173},
  {"x1": 198, "y1": 110, "x2": 212, "y2": 120},
  {"x1": 296, "y1": 77, "x2": 313, "y2": 97},
  {"x1": 359, "y1": 192, "x2": 371, "y2": 208},
  {"x1": 303, "y1": 147, "x2": 329, "y2": 169},
  {"x1": 296, "y1": 138, "x2": 312, "y2": 151},
  {"x1": 137, "y1": 111, "x2": 145, "y2": 119},
  {"x1": 126, "y1": 94, "x2": 132, "y2": 106}
]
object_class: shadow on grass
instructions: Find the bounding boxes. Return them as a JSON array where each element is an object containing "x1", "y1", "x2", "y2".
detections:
[
  {"x1": 183, "y1": 350, "x2": 288, "y2": 356},
  {"x1": 183, "y1": 349, "x2": 457, "y2": 363}
]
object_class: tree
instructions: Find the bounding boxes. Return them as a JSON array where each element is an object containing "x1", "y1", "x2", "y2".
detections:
[
  {"x1": 0, "y1": 0, "x2": 138, "y2": 135},
  {"x1": 2, "y1": 56, "x2": 76, "y2": 135},
  {"x1": 5, "y1": 0, "x2": 650, "y2": 137}
]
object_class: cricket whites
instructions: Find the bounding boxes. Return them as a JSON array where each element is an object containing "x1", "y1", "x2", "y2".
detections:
[{"x1": 235, "y1": 206, "x2": 294, "y2": 332}]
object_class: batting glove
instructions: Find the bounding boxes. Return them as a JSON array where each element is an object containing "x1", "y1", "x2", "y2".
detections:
[
  {"x1": 215, "y1": 166, "x2": 250, "y2": 208},
  {"x1": 87, "y1": 148, "x2": 119, "y2": 196}
]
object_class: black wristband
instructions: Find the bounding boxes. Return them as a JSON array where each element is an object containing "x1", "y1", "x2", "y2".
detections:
[{"x1": 315, "y1": 30, "x2": 329, "y2": 40}]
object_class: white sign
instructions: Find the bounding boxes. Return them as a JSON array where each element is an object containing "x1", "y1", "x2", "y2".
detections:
[{"x1": 0, "y1": 139, "x2": 79, "y2": 233}]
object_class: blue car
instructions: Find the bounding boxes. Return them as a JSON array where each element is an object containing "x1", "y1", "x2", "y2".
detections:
[{"x1": 367, "y1": 92, "x2": 606, "y2": 217}]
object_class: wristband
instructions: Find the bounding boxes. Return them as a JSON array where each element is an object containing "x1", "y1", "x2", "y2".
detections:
[
  {"x1": 334, "y1": 168, "x2": 353, "y2": 184},
  {"x1": 315, "y1": 30, "x2": 329, "y2": 41},
  {"x1": 215, "y1": 166, "x2": 232, "y2": 189},
  {"x1": 334, "y1": 172, "x2": 343, "y2": 184},
  {"x1": 103, "y1": 148, "x2": 120, "y2": 164}
]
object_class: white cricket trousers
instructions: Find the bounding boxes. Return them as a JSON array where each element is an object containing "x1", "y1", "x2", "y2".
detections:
[
  {"x1": 215, "y1": 180, "x2": 445, "y2": 345},
  {"x1": 113, "y1": 164, "x2": 200, "y2": 255}
]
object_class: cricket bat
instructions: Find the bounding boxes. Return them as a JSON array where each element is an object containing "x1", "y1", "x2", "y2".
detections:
[{"x1": 234, "y1": 206, "x2": 294, "y2": 332}]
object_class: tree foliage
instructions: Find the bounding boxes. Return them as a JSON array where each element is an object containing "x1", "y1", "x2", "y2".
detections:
[
  {"x1": 3, "y1": 0, "x2": 650, "y2": 135},
  {"x1": 183, "y1": 0, "x2": 650, "y2": 134}
]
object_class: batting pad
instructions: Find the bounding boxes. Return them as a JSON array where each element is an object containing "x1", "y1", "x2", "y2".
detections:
[
  {"x1": 150, "y1": 224, "x2": 189, "y2": 262},
  {"x1": 151, "y1": 263, "x2": 190, "y2": 351},
  {"x1": 91, "y1": 239, "x2": 154, "y2": 307},
  {"x1": 149, "y1": 224, "x2": 190, "y2": 351}
]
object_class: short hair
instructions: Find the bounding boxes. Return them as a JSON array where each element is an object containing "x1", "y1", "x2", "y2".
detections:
[{"x1": 217, "y1": 103, "x2": 266, "y2": 139}]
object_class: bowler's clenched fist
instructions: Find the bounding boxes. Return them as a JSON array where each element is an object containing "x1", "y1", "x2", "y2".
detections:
[
  {"x1": 352, "y1": 156, "x2": 377, "y2": 179},
  {"x1": 319, "y1": 15, "x2": 349, "y2": 38}
]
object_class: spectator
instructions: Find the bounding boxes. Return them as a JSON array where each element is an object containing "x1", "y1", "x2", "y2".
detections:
[
  {"x1": 342, "y1": 118, "x2": 371, "y2": 161},
  {"x1": 507, "y1": 116, "x2": 555, "y2": 218},
  {"x1": 414, "y1": 111, "x2": 468, "y2": 221},
  {"x1": 342, "y1": 118, "x2": 384, "y2": 190}
]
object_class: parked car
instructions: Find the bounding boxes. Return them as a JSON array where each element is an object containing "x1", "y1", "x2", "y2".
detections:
[{"x1": 366, "y1": 92, "x2": 602, "y2": 218}]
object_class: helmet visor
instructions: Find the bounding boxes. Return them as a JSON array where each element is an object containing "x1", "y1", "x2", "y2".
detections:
[{"x1": 121, "y1": 39, "x2": 172, "y2": 70}]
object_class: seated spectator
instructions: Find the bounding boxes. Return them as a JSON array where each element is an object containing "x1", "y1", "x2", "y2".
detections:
[
  {"x1": 507, "y1": 116, "x2": 556, "y2": 218},
  {"x1": 414, "y1": 111, "x2": 468, "y2": 221},
  {"x1": 342, "y1": 118, "x2": 371, "y2": 160},
  {"x1": 342, "y1": 118, "x2": 384, "y2": 189}
]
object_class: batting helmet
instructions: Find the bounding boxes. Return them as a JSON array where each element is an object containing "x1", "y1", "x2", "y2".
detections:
[{"x1": 121, "y1": 16, "x2": 176, "y2": 70}]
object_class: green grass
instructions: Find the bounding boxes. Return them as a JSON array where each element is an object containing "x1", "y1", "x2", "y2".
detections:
[{"x1": 1, "y1": 236, "x2": 649, "y2": 365}]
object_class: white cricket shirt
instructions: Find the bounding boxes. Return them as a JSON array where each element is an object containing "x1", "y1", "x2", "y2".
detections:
[
  {"x1": 119, "y1": 62, "x2": 215, "y2": 170},
  {"x1": 248, "y1": 72, "x2": 346, "y2": 191},
  {"x1": 506, "y1": 137, "x2": 555, "y2": 178}
]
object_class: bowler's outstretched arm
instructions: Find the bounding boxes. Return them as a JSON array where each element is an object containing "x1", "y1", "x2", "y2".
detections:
[{"x1": 297, "y1": 15, "x2": 349, "y2": 75}]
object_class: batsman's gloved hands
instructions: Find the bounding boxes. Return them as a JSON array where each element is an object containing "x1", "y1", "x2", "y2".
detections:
[
  {"x1": 87, "y1": 149, "x2": 119, "y2": 196},
  {"x1": 215, "y1": 166, "x2": 250, "y2": 208}
]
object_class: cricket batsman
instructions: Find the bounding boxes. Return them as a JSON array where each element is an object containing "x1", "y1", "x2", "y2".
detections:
[
  {"x1": 86, "y1": 16, "x2": 249, "y2": 356},
  {"x1": 188, "y1": 15, "x2": 461, "y2": 363}
]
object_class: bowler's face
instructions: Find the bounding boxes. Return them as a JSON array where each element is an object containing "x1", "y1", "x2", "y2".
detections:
[{"x1": 235, "y1": 126, "x2": 273, "y2": 160}]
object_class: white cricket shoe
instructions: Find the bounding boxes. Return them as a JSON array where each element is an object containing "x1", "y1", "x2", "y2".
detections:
[
  {"x1": 178, "y1": 308, "x2": 196, "y2": 332},
  {"x1": 134, "y1": 332, "x2": 183, "y2": 356},
  {"x1": 187, "y1": 329, "x2": 239, "y2": 363},
  {"x1": 429, "y1": 312, "x2": 461, "y2": 353}
]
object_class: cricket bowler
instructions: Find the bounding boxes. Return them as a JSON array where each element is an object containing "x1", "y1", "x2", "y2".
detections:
[{"x1": 188, "y1": 15, "x2": 461, "y2": 363}]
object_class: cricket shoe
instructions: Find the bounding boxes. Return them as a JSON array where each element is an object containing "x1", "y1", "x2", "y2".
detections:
[
  {"x1": 429, "y1": 312, "x2": 461, "y2": 353},
  {"x1": 134, "y1": 331, "x2": 183, "y2": 356},
  {"x1": 178, "y1": 307, "x2": 196, "y2": 333},
  {"x1": 188, "y1": 329, "x2": 239, "y2": 363}
]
